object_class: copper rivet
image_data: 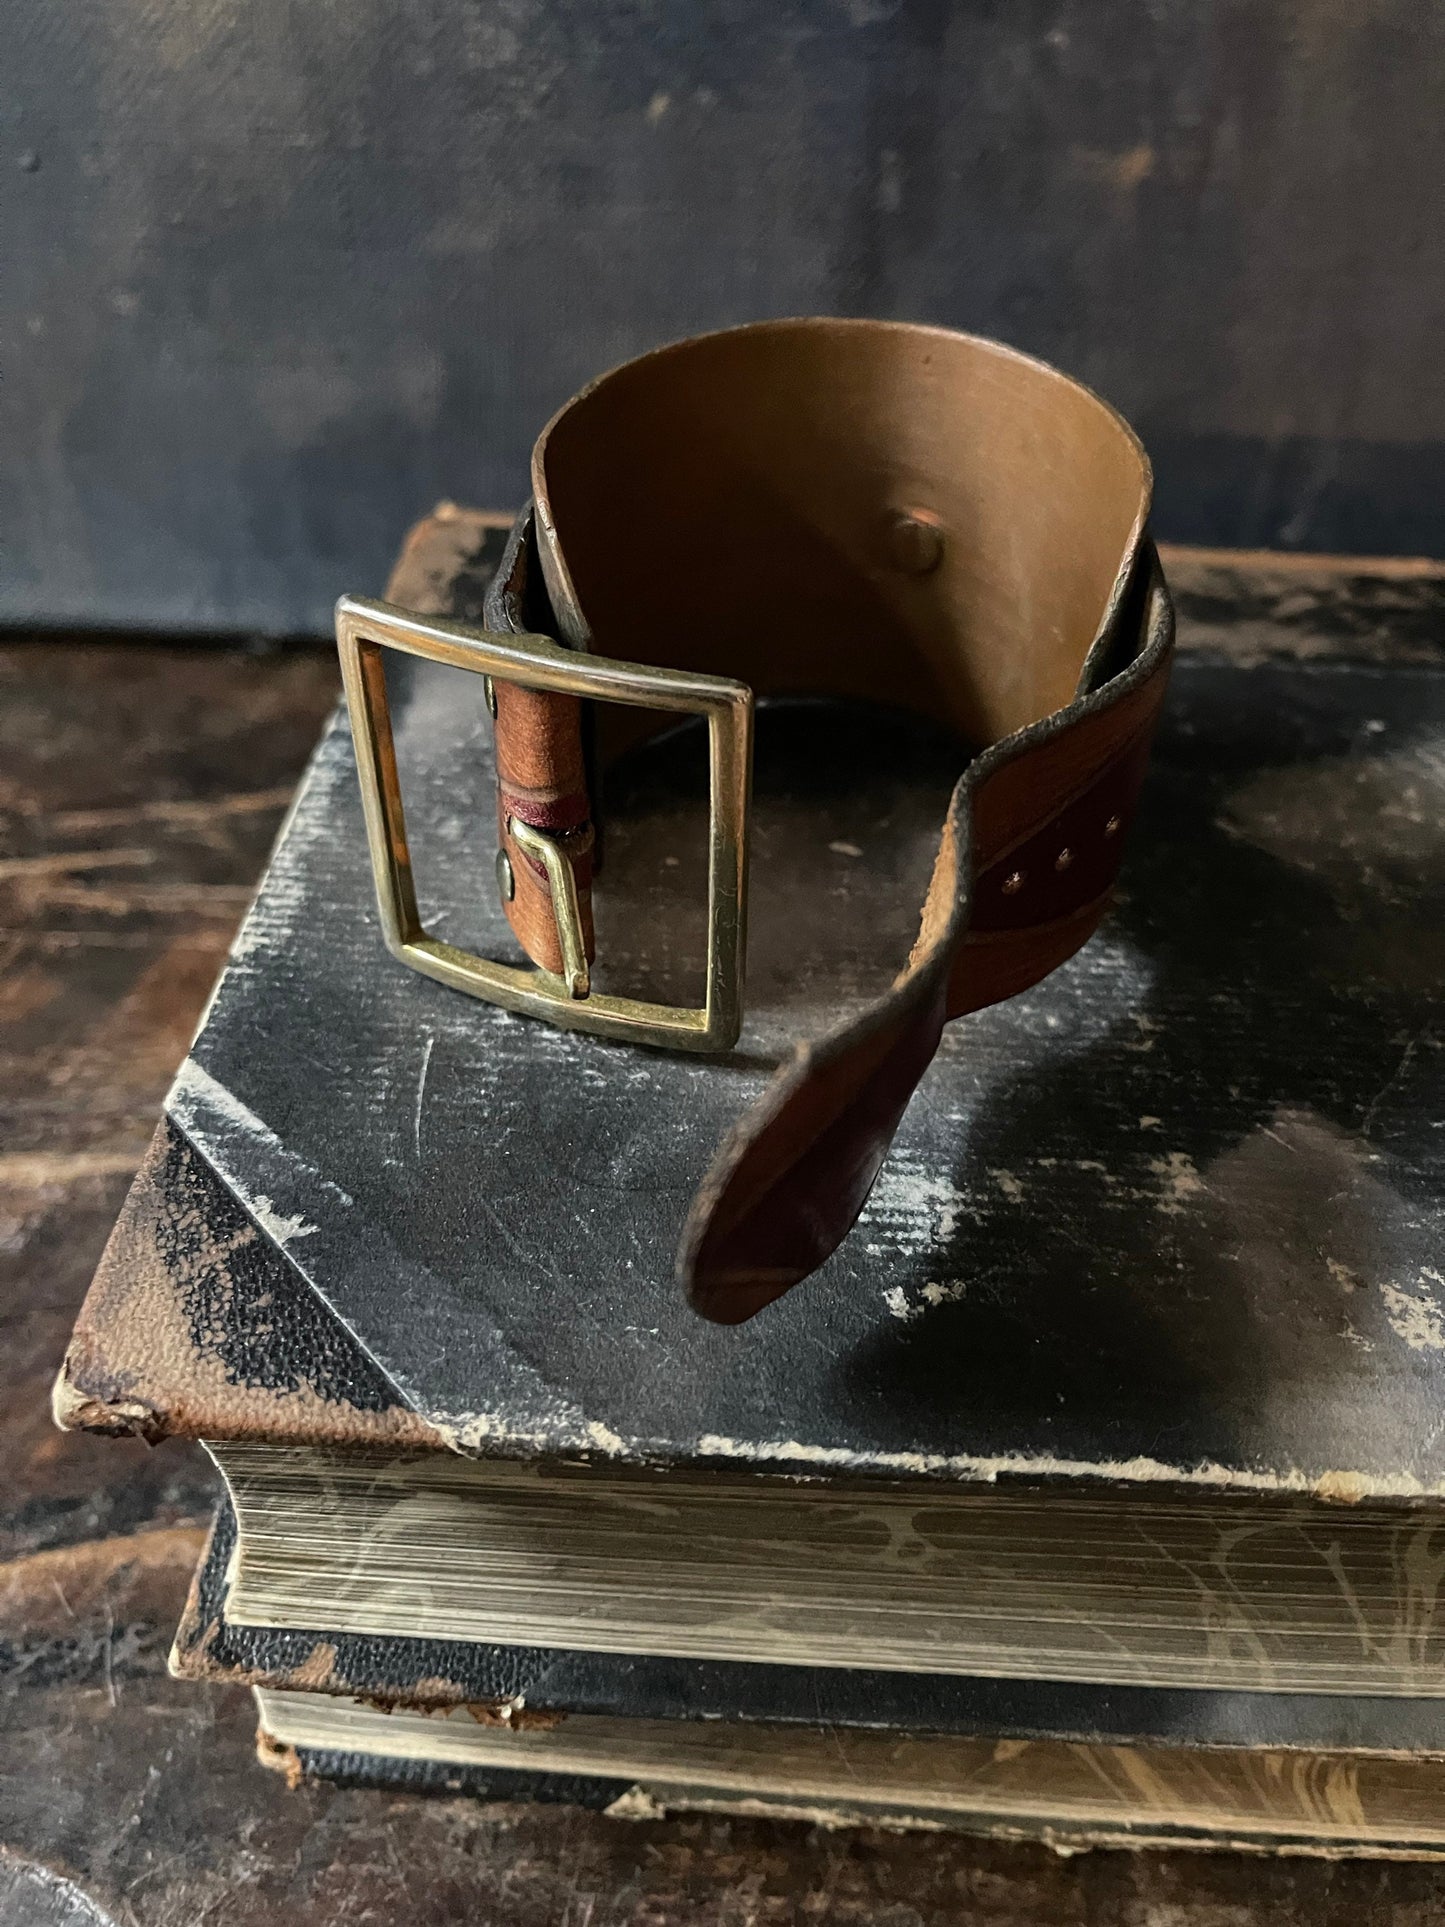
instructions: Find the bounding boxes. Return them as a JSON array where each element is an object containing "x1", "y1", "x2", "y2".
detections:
[
  {"x1": 484, "y1": 674, "x2": 497, "y2": 718},
  {"x1": 1104, "y1": 814, "x2": 1121, "y2": 837},
  {"x1": 1002, "y1": 871, "x2": 1025, "y2": 895},
  {"x1": 885, "y1": 508, "x2": 945, "y2": 577},
  {"x1": 1055, "y1": 847, "x2": 1074, "y2": 871},
  {"x1": 495, "y1": 849, "x2": 515, "y2": 902}
]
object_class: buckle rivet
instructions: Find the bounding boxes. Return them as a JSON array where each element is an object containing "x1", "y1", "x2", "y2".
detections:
[
  {"x1": 495, "y1": 849, "x2": 515, "y2": 902},
  {"x1": 885, "y1": 508, "x2": 945, "y2": 577}
]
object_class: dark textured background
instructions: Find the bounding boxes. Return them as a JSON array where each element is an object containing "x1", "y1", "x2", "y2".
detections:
[{"x1": 5, "y1": 0, "x2": 1444, "y2": 638}]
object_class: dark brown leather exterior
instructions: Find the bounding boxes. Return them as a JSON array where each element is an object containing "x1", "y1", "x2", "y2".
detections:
[{"x1": 483, "y1": 319, "x2": 1174, "y2": 1322}]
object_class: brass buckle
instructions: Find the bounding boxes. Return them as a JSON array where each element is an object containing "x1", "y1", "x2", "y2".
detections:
[{"x1": 335, "y1": 597, "x2": 753, "y2": 1052}]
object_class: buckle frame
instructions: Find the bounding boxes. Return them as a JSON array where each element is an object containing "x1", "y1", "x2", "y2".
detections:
[{"x1": 335, "y1": 596, "x2": 753, "y2": 1052}]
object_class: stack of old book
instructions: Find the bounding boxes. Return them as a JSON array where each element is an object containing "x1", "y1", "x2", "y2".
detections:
[{"x1": 57, "y1": 511, "x2": 1445, "y2": 1854}]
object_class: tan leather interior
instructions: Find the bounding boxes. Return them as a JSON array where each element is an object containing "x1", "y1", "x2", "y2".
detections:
[
  {"x1": 479, "y1": 319, "x2": 1172, "y2": 1323},
  {"x1": 533, "y1": 320, "x2": 1150, "y2": 756}
]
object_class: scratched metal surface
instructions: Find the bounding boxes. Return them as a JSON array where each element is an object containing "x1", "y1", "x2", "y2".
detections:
[
  {"x1": 7, "y1": 0, "x2": 1445, "y2": 637},
  {"x1": 173, "y1": 652, "x2": 1445, "y2": 1489}
]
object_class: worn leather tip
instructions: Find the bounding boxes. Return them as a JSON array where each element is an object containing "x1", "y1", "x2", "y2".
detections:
[
  {"x1": 682, "y1": 1260, "x2": 811, "y2": 1327},
  {"x1": 676, "y1": 951, "x2": 958, "y2": 1325}
]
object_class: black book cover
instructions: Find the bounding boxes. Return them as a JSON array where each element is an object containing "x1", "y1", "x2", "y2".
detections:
[
  {"x1": 253, "y1": 1733, "x2": 1445, "y2": 1856},
  {"x1": 58, "y1": 509, "x2": 1445, "y2": 1506}
]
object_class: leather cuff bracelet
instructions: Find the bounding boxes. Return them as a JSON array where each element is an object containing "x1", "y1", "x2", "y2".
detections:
[{"x1": 336, "y1": 318, "x2": 1174, "y2": 1326}]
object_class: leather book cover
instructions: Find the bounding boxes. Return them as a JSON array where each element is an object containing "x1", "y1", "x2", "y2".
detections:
[
  {"x1": 246, "y1": 1680, "x2": 1445, "y2": 1857},
  {"x1": 55, "y1": 507, "x2": 1445, "y2": 1509},
  {"x1": 256, "y1": 1730, "x2": 1445, "y2": 1857},
  {"x1": 255, "y1": 1737, "x2": 630, "y2": 1816},
  {"x1": 173, "y1": 1497, "x2": 1445, "y2": 1758}
]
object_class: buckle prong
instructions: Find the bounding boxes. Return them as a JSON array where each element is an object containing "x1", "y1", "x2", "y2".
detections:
[
  {"x1": 335, "y1": 596, "x2": 752, "y2": 1053},
  {"x1": 506, "y1": 816, "x2": 591, "y2": 1001}
]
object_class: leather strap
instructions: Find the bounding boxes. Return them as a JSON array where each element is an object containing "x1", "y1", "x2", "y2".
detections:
[{"x1": 483, "y1": 319, "x2": 1174, "y2": 1324}]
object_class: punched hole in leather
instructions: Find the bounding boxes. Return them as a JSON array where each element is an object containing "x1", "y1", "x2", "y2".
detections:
[{"x1": 384, "y1": 319, "x2": 1174, "y2": 1324}]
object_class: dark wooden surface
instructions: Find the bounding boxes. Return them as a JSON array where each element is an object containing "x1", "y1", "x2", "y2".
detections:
[{"x1": 7, "y1": 632, "x2": 1445, "y2": 1922}]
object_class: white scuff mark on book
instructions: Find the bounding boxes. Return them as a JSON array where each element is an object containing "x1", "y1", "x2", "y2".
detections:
[
  {"x1": 605, "y1": 1786, "x2": 667, "y2": 1821},
  {"x1": 859, "y1": 1154, "x2": 966, "y2": 1254},
  {"x1": 1380, "y1": 1271, "x2": 1445, "y2": 1353},
  {"x1": 883, "y1": 1281, "x2": 967, "y2": 1321},
  {"x1": 412, "y1": 1032, "x2": 436, "y2": 1161},
  {"x1": 226, "y1": 719, "x2": 352, "y2": 970},
  {"x1": 165, "y1": 1058, "x2": 346, "y2": 1248},
  {"x1": 693, "y1": 1432, "x2": 1441, "y2": 1500},
  {"x1": 1147, "y1": 1149, "x2": 1207, "y2": 1214},
  {"x1": 249, "y1": 1196, "x2": 319, "y2": 1246}
]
